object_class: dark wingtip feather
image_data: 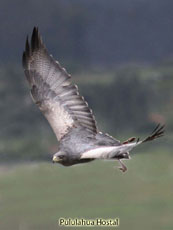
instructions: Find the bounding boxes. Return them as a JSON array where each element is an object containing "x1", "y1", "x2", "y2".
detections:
[
  {"x1": 22, "y1": 51, "x2": 26, "y2": 68},
  {"x1": 143, "y1": 124, "x2": 165, "y2": 143},
  {"x1": 31, "y1": 26, "x2": 41, "y2": 51},
  {"x1": 25, "y1": 36, "x2": 30, "y2": 55},
  {"x1": 31, "y1": 27, "x2": 37, "y2": 51},
  {"x1": 151, "y1": 123, "x2": 161, "y2": 134},
  {"x1": 23, "y1": 27, "x2": 43, "y2": 69},
  {"x1": 22, "y1": 35, "x2": 31, "y2": 69}
]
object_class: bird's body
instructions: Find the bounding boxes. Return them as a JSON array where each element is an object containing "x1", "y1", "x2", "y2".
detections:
[
  {"x1": 23, "y1": 28, "x2": 164, "y2": 172},
  {"x1": 56, "y1": 126, "x2": 123, "y2": 166}
]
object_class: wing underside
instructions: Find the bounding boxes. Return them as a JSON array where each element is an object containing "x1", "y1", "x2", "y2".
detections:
[
  {"x1": 80, "y1": 144, "x2": 135, "y2": 159},
  {"x1": 23, "y1": 27, "x2": 98, "y2": 140},
  {"x1": 81, "y1": 124, "x2": 165, "y2": 159}
]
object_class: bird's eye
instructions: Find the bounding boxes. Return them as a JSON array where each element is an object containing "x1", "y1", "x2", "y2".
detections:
[{"x1": 58, "y1": 155, "x2": 64, "y2": 159}]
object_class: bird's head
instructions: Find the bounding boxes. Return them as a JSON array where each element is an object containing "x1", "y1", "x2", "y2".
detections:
[{"x1": 52, "y1": 151, "x2": 67, "y2": 165}]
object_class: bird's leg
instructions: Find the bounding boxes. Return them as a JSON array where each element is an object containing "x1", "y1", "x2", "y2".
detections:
[
  {"x1": 122, "y1": 137, "x2": 136, "y2": 144},
  {"x1": 118, "y1": 159, "x2": 127, "y2": 172}
]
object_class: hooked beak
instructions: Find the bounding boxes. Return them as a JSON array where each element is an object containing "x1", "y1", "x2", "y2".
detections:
[{"x1": 52, "y1": 155, "x2": 60, "y2": 163}]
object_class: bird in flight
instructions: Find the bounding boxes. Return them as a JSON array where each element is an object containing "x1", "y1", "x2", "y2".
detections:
[{"x1": 22, "y1": 27, "x2": 164, "y2": 172}]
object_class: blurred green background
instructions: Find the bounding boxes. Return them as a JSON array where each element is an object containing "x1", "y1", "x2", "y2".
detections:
[{"x1": 0, "y1": 0, "x2": 173, "y2": 229}]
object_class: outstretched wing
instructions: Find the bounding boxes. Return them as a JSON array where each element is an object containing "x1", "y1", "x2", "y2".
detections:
[
  {"x1": 81, "y1": 124, "x2": 165, "y2": 159},
  {"x1": 23, "y1": 27, "x2": 98, "y2": 140}
]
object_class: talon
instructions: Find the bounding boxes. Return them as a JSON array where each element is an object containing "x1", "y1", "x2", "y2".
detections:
[{"x1": 118, "y1": 160, "x2": 127, "y2": 172}]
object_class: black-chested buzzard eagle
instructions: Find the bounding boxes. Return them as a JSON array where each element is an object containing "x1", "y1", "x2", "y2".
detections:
[{"x1": 22, "y1": 27, "x2": 164, "y2": 172}]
